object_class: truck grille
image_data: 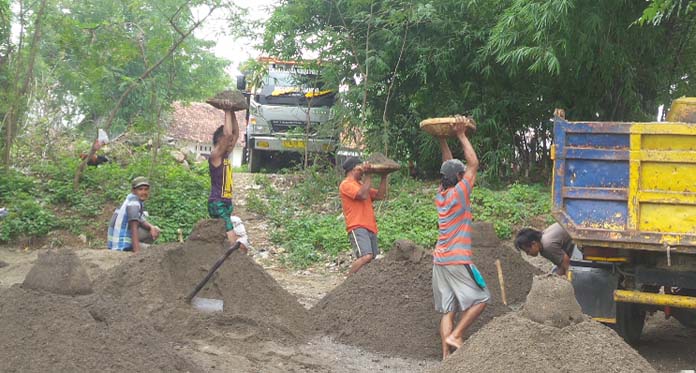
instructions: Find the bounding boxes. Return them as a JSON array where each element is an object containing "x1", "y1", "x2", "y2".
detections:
[{"x1": 270, "y1": 120, "x2": 320, "y2": 133}]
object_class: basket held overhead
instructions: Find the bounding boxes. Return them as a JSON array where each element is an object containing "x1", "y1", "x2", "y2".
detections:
[
  {"x1": 419, "y1": 116, "x2": 476, "y2": 137},
  {"x1": 206, "y1": 89, "x2": 248, "y2": 111}
]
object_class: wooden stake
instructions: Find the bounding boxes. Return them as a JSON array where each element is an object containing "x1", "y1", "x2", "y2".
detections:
[{"x1": 495, "y1": 259, "x2": 508, "y2": 306}]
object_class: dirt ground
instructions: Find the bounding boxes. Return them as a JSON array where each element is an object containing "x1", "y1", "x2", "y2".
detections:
[{"x1": 0, "y1": 171, "x2": 695, "y2": 372}]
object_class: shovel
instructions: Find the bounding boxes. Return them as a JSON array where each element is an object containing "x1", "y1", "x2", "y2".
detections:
[{"x1": 185, "y1": 242, "x2": 241, "y2": 312}]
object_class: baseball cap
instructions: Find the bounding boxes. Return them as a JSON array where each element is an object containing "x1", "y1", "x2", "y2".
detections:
[
  {"x1": 131, "y1": 176, "x2": 150, "y2": 189},
  {"x1": 440, "y1": 159, "x2": 466, "y2": 177},
  {"x1": 342, "y1": 157, "x2": 363, "y2": 173}
]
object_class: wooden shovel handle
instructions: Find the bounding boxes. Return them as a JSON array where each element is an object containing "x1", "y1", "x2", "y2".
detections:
[
  {"x1": 495, "y1": 259, "x2": 508, "y2": 306},
  {"x1": 185, "y1": 242, "x2": 241, "y2": 303}
]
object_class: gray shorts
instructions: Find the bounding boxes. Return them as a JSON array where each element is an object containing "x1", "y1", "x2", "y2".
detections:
[
  {"x1": 138, "y1": 226, "x2": 155, "y2": 244},
  {"x1": 432, "y1": 264, "x2": 490, "y2": 313},
  {"x1": 348, "y1": 228, "x2": 379, "y2": 258}
]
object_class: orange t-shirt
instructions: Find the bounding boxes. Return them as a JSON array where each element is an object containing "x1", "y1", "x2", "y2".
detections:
[{"x1": 339, "y1": 178, "x2": 378, "y2": 233}]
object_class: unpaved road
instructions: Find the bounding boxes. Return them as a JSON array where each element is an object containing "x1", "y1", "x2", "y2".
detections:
[{"x1": 0, "y1": 171, "x2": 694, "y2": 372}]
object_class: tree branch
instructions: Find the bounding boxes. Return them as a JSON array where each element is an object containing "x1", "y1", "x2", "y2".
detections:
[
  {"x1": 382, "y1": 20, "x2": 409, "y2": 155},
  {"x1": 360, "y1": 1, "x2": 374, "y2": 130},
  {"x1": 73, "y1": 2, "x2": 219, "y2": 189}
]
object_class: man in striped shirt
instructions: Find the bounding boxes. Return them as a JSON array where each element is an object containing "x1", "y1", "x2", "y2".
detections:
[
  {"x1": 432, "y1": 117, "x2": 489, "y2": 359},
  {"x1": 107, "y1": 176, "x2": 160, "y2": 253}
]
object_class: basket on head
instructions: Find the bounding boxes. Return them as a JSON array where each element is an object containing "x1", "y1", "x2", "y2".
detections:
[
  {"x1": 365, "y1": 152, "x2": 400, "y2": 174},
  {"x1": 206, "y1": 89, "x2": 248, "y2": 111},
  {"x1": 419, "y1": 116, "x2": 476, "y2": 137}
]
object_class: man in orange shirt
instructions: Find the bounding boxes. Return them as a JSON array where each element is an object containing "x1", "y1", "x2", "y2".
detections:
[{"x1": 339, "y1": 157, "x2": 388, "y2": 275}]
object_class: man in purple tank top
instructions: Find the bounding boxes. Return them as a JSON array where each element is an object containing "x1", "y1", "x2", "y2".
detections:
[{"x1": 208, "y1": 110, "x2": 248, "y2": 253}]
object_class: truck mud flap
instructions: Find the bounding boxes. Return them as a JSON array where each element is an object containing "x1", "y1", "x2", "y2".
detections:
[{"x1": 569, "y1": 263, "x2": 619, "y2": 323}]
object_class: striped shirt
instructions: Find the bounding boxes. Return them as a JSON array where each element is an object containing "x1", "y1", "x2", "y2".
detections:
[
  {"x1": 433, "y1": 175, "x2": 474, "y2": 265},
  {"x1": 107, "y1": 193, "x2": 144, "y2": 251}
]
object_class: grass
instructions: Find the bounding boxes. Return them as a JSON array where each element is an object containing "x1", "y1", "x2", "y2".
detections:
[
  {"x1": 0, "y1": 146, "x2": 552, "y2": 268},
  {"x1": 247, "y1": 167, "x2": 552, "y2": 268}
]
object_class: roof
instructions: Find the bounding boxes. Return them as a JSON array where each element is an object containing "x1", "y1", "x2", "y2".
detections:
[{"x1": 167, "y1": 101, "x2": 246, "y2": 145}]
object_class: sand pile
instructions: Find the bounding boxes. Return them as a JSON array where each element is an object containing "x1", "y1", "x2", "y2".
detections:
[
  {"x1": 366, "y1": 152, "x2": 400, "y2": 173},
  {"x1": 433, "y1": 276, "x2": 655, "y2": 373},
  {"x1": 311, "y1": 224, "x2": 540, "y2": 359},
  {"x1": 0, "y1": 265, "x2": 198, "y2": 372},
  {"x1": 94, "y1": 219, "x2": 310, "y2": 343},
  {"x1": 22, "y1": 249, "x2": 93, "y2": 295},
  {"x1": 520, "y1": 274, "x2": 587, "y2": 327},
  {"x1": 206, "y1": 89, "x2": 248, "y2": 111}
]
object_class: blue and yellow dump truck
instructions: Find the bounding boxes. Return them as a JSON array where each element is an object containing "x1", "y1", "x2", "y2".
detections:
[{"x1": 553, "y1": 97, "x2": 696, "y2": 344}]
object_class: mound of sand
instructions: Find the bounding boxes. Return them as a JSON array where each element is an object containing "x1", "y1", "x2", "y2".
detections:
[
  {"x1": 206, "y1": 89, "x2": 248, "y2": 111},
  {"x1": 520, "y1": 274, "x2": 587, "y2": 328},
  {"x1": 433, "y1": 277, "x2": 655, "y2": 372},
  {"x1": 365, "y1": 152, "x2": 400, "y2": 173},
  {"x1": 94, "y1": 219, "x2": 310, "y2": 343},
  {"x1": 22, "y1": 249, "x2": 92, "y2": 295},
  {"x1": 0, "y1": 286, "x2": 198, "y2": 372},
  {"x1": 311, "y1": 230, "x2": 540, "y2": 359}
]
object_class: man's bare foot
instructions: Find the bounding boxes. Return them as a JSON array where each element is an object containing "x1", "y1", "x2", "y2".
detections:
[
  {"x1": 442, "y1": 346, "x2": 453, "y2": 360},
  {"x1": 445, "y1": 335, "x2": 463, "y2": 349}
]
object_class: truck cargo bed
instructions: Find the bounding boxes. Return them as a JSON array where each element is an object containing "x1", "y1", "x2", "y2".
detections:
[{"x1": 552, "y1": 119, "x2": 696, "y2": 253}]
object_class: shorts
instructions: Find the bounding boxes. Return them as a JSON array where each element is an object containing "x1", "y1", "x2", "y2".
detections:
[
  {"x1": 432, "y1": 264, "x2": 490, "y2": 313},
  {"x1": 122, "y1": 227, "x2": 154, "y2": 252},
  {"x1": 208, "y1": 201, "x2": 235, "y2": 231},
  {"x1": 348, "y1": 228, "x2": 379, "y2": 258}
]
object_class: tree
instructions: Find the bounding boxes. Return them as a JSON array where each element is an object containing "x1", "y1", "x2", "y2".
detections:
[
  {"x1": 0, "y1": 0, "x2": 246, "y2": 184},
  {"x1": 0, "y1": 0, "x2": 49, "y2": 167},
  {"x1": 262, "y1": 0, "x2": 696, "y2": 182}
]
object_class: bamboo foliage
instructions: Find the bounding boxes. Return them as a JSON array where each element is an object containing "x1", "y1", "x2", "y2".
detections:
[{"x1": 262, "y1": 0, "x2": 696, "y2": 182}]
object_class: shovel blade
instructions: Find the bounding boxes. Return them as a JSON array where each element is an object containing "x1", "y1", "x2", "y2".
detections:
[{"x1": 191, "y1": 297, "x2": 224, "y2": 313}]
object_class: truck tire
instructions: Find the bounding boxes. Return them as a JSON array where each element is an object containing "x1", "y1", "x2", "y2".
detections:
[
  {"x1": 672, "y1": 309, "x2": 696, "y2": 328},
  {"x1": 615, "y1": 302, "x2": 646, "y2": 345},
  {"x1": 248, "y1": 148, "x2": 262, "y2": 173}
]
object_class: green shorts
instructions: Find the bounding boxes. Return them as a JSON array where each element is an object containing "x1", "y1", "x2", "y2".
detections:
[{"x1": 208, "y1": 201, "x2": 235, "y2": 231}]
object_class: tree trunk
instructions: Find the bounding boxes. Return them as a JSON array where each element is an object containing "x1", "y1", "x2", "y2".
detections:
[{"x1": 2, "y1": 0, "x2": 48, "y2": 167}]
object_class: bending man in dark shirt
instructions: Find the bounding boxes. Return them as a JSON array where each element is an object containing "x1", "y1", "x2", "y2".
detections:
[{"x1": 514, "y1": 223, "x2": 574, "y2": 276}]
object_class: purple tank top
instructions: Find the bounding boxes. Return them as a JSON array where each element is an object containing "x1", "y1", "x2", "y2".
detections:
[{"x1": 209, "y1": 157, "x2": 233, "y2": 203}]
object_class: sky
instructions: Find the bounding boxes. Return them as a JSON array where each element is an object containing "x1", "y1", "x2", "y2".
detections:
[{"x1": 194, "y1": 0, "x2": 279, "y2": 78}]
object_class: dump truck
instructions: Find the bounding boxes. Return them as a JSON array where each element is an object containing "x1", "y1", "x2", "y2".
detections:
[
  {"x1": 553, "y1": 97, "x2": 696, "y2": 344},
  {"x1": 237, "y1": 58, "x2": 337, "y2": 172}
]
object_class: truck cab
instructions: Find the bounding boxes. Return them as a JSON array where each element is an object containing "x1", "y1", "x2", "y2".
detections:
[{"x1": 238, "y1": 59, "x2": 337, "y2": 172}]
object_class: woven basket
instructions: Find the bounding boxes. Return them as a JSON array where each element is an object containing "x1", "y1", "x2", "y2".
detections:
[
  {"x1": 205, "y1": 98, "x2": 248, "y2": 111},
  {"x1": 365, "y1": 152, "x2": 400, "y2": 174},
  {"x1": 367, "y1": 163, "x2": 400, "y2": 174},
  {"x1": 419, "y1": 116, "x2": 476, "y2": 137},
  {"x1": 206, "y1": 89, "x2": 248, "y2": 111}
]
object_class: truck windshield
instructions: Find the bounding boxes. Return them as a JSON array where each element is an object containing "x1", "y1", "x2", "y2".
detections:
[{"x1": 257, "y1": 70, "x2": 335, "y2": 107}]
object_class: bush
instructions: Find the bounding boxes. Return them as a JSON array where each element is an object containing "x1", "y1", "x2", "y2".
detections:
[
  {"x1": 0, "y1": 198, "x2": 62, "y2": 242},
  {"x1": 251, "y1": 168, "x2": 551, "y2": 268},
  {"x1": 0, "y1": 146, "x2": 212, "y2": 245}
]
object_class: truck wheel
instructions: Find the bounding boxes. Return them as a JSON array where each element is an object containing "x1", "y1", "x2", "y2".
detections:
[
  {"x1": 248, "y1": 148, "x2": 262, "y2": 173},
  {"x1": 615, "y1": 302, "x2": 646, "y2": 345},
  {"x1": 672, "y1": 309, "x2": 696, "y2": 328}
]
